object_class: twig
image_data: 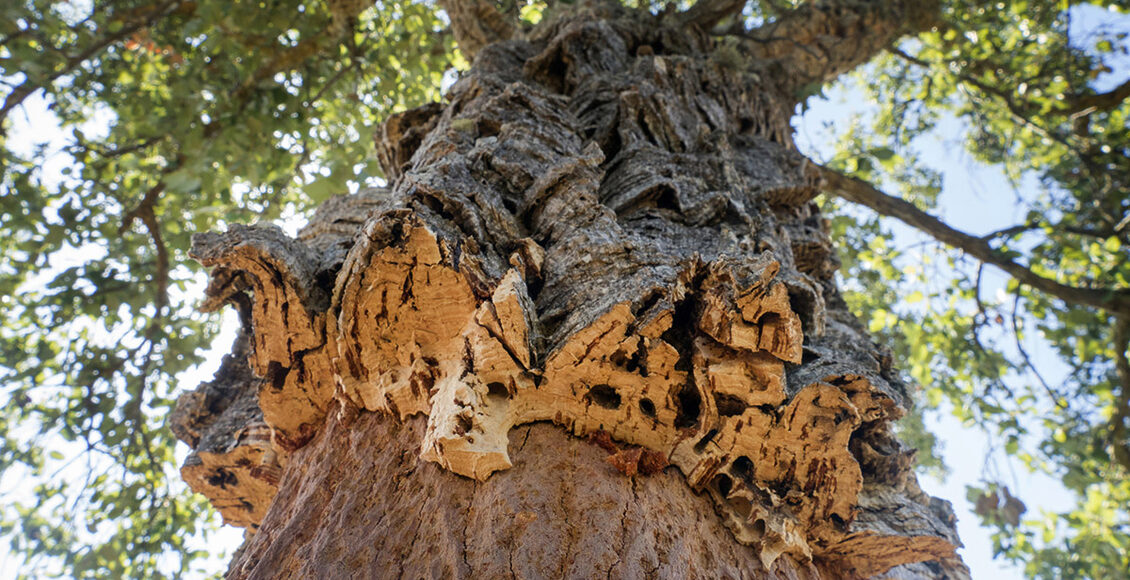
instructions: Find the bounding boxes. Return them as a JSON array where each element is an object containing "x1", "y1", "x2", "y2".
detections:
[
  {"x1": 818, "y1": 164, "x2": 1130, "y2": 316},
  {"x1": 1112, "y1": 316, "x2": 1130, "y2": 469},
  {"x1": 1010, "y1": 291, "x2": 1065, "y2": 409}
]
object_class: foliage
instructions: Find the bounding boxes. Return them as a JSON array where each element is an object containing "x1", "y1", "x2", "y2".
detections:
[
  {"x1": 1, "y1": 0, "x2": 1128, "y2": 578},
  {"x1": 816, "y1": 0, "x2": 1130, "y2": 576},
  {"x1": 1, "y1": 0, "x2": 452, "y2": 576}
]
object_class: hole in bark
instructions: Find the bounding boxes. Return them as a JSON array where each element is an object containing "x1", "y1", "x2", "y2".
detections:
[
  {"x1": 714, "y1": 473, "x2": 733, "y2": 497},
  {"x1": 639, "y1": 398, "x2": 656, "y2": 418},
  {"x1": 656, "y1": 186, "x2": 679, "y2": 212},
  {"x1": 207, "y1": 468, "x2": 238, "y2": 489},
  {"x1": 487, "y1": 382, "x2": 511, "y2": 401},
  {"x1": 830, "y1": 513, "x2": 847, "y2": 531},
  {"x1": 731, "y1": 497, "x2": 752, "y2": 520},
  {"x1": 610, "y1": 347, "x2": 643, "y2": 374},
  {"x1": 731, "y1": 456, "x2": 754, "y2": 483},
  {"x1": 694, "y1": 428, "x2": 719, "y2": 453},
  {"x1": 752, "y1": 518, "x2": 766, "y2": 536},
  {"x1": 661, "y1": 294, "x2": 698, "y2": 371},
  {"x1": 400, "y1": 267, "x2": 415, "y2": 302},
  {"x1": 673, "y1": 382, "x2": 702, "y2": 429},
  {"x1": 714, "y1": 393, "x2": 749, "y2": 417},
  {"x1": 455, "y1": 414, "x2": 473, "y2": 435},
  {"x1": 600, "y1": 127, "x2": 622, "y2": 164},
  {"x1": 801, "y1": 347, "x2": 819, "y2": 364},
  {"x1": 546, "y1": 56, "x2": 569, "y2": 93},
  {"x1": 417, "y1": 193, "x2": 455, "y2": 222},
  {"x1": 315, "y1": 267, "x2": 338, "y2": 294},
  {"x1": 634, "y1": 289, "x2": 663, "y2": 317},
  {"x1": 477, "y1": 118, "x2": 501, "y2": 138},
  {"x1": 788, "y1": 287, "x2": 817, "y2": 333},
  {"x1": 756, "y1": 404, "x2": 778, "y2": 419},
  {"x1": 526, "y1": 276, "x2": 544, "y2": 302},
  {"x1": 587, "y1": 384, "x2": 621, "y2": 409},
  {"x1": 758, "y1": 311, "x2": 781, "y2": 329},
  {"x1": 644, "y1": 184, "x2": 679, "y2": 212},
  {"x1": 266, "y1": 361, "x2": 287, "y2": 392}
]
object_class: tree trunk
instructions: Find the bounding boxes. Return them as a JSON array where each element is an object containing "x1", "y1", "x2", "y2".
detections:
[{"x1": 171, "y1": 2, "x2": 968, "y2": 578}]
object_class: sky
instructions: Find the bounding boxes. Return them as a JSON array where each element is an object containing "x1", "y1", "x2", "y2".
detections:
[{"x1": 4, "y1": 3, "x2": 1128, "y2": 578}]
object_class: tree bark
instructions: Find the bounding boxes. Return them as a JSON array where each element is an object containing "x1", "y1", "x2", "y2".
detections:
[{"x1": 172, "y1": 2, "x2": 968, "y2": 578}]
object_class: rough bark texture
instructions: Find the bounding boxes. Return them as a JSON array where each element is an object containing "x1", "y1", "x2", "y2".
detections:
[{"x1": 172, "y1": 2, "x2": 968, "y2": 578}]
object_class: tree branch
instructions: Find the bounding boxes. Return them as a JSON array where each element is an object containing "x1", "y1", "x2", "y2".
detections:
[
  {"x1": 1066, "y1": 78, "x2": 1130, "y2": 116},
  {"x1": 980, "y1": 220, "x2": 1125, "y2": 243},
  {"x1": 1010, "y1": 291, "x2": 1065, "y2": 409},
  {"x1": 740, "y1": 0, "x2": 940, "y2": 97},
  {"x1": 676, "y1": 0, "x2": 748, "y2": 32},
  {"x1": 890, "y1": 47, "x2": 1128, "y2": 140},
  {"x1": 817, "y1": 164, "x2": 1130, "y2": 316},
  {"x1": 120, "y1": 181, "x2": 167, "y2": 234},
  {"x1": 437, "y1": 0, "x2": 516, "y2": 62},
  {"x1": 887, "y1": 46, "x2": 1074, "y2": 149}
]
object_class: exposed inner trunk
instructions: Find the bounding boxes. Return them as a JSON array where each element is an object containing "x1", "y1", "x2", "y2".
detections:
[{"x1": 172, "y1": 4, "x2": 967, "y2": 578}]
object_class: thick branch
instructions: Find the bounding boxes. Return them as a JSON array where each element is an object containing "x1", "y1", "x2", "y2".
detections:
[
  {"x1": 437, "y1": 0, "x2": 516, "y2": 62},
  {"x1": 677, "y1": 0, "x2": 748, "y2": 31},
  {"x1": 1066, "y1": 78, "x2": 1130, "y2": 116},
  {"x1": 741, "y1": 0, "x2": 939, "y2": 96},
  {"x1": 818, "y1": 164, "x2": 1130, "y2": 316}
]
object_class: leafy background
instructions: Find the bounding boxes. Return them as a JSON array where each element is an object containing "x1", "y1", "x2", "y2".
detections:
[{"x1": 1, "y1": 0, "x2": 1127, "y2": 578}]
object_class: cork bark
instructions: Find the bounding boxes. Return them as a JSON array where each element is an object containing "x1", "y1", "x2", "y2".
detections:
[{"x1": 171, "y1": 1, "x2": 968, "y2": 578}]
